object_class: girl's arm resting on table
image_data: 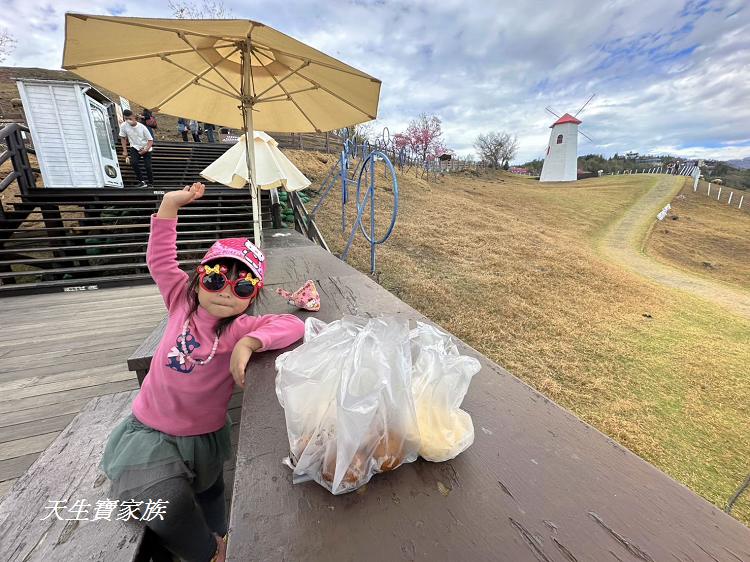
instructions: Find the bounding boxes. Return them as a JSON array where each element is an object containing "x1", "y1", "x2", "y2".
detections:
[
  {"x1": 147, "y1": 184, "x2": 205, "y2": 311},
  {"x1": 236, "y1": 313, "x2": 306, "y2": 352},
  {"x1": 229, "y1": 315, "x2": 304, "y2": 388}
]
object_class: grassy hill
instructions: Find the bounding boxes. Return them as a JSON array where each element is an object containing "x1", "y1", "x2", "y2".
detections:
[
  {"x1": 284, "y1": 155, "x2": 750, "y2": 524},
  {"x1": 646, "y1": 183, "x2": 749, "y2": 288}
]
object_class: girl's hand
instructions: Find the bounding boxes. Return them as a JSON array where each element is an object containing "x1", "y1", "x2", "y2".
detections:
[
  {"x1": 230, "y1": 336, "x2": 262, "y2": 389},
  {"x1": 166, "y1": 182, "x2": 205, "y2": 207},
  {"x1": 157, "y1": 183, "x2": 205, "y2": 218}
]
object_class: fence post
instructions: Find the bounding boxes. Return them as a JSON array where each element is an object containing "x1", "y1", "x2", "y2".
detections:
[
  {"x1": 325, "y1": 132, "x2": 329, "y2": 154},
  {"x1": 739, "y1": 195, "x2": 744, "y2": 210},
  {"x1": 728, "y1": 192, "x2": 733, "y2": 206},
  {"x1": 707, "y1": 184, "x2": 711, "y2": 197},
  {"x1": 717, "y1": 187, "x2": 722, "y2": 201}
]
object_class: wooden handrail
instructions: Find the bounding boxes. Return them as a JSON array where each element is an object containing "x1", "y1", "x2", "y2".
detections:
[
  {"x1": 289, "y1": 190, "x2": 330, "y2": 252},
  {"x1": 0, "y1": 122, "x2": 35, "y2": 206}
]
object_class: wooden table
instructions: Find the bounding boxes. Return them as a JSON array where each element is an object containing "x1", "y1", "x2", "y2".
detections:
[
  {"x1": 128, "y1": 230, "x2": 750, "y2": 561},
  {"x1": 226, "y1": 231, "x2": 750, "y2": 561}
]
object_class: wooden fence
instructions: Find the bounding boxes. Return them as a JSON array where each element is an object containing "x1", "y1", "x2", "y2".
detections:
[{"x1": 267, "y1": 131, "x2": 345, "y2": 154}]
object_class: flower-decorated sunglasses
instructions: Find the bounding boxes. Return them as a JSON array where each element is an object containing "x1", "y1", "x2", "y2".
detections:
[{"x1": 197, "y1": 264, "x2": 263, "y2": 299}]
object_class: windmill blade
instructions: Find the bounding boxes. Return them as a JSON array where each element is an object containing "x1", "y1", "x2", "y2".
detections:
[
  {"x1": 545, "y1": 106, "x2": 561, "y2": 118},
  {"x1": 574, "y1": 93, "x2": 596, "y2": 117},
  {"x1": 578, "y1": 128, "x2": 595, "y2": 143}
]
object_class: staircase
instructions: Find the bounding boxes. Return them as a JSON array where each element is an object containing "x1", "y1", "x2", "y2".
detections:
[
  {"x1": 116, "y1": 141, "x2": 233, "y2": 188},
  {"x1": 0, "y1": 140, "x2": 277, "y2": 296}
]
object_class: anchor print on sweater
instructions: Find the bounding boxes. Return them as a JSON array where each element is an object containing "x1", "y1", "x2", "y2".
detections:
[{"x1": 166, "y1": 326, "x2": 201, "y2": 374}]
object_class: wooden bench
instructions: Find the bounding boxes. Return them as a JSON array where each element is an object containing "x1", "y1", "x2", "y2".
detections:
[{"x1": 0, "y1": 390, "x2": 150, "y2": 561}]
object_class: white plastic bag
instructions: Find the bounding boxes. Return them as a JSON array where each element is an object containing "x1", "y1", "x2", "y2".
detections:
[
  {"x1": 275, "y1": 315, "x2": 480, "y2": 494},
  {"x1": 275, "y1": 315, "x2": 421, "y2": 495},
  {"x1": 409, "y1": 322, "x2": 480, "y2": 461}
]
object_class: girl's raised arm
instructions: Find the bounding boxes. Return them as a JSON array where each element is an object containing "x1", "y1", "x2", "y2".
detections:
[{"x1": 147, "y1": 183, "x2": 205, "y2": 311}]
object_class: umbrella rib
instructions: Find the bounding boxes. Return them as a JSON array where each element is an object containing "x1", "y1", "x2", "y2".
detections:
[
  {"x1": 178, "y1": 33, "x2": 241, "y2": 96},
  {"x1": 255, "y1": 86, "x2": 318, "y2": 103},
  {"x1": 256, "y1": 50, "x2": 376, "y2": 121},
  {"x1": 252, "y1": 53, "x2": 319, "y2": 131},
  {"x1": 195, "y1": 81, "x2": 243, "y2": 100},
  {"x1": 63, "y1": 44, "x2": 237, "y2": 69},
  {"x1": 160, "y1": 48, "x2": 240, "y2": 99},
  {"x1": 252, "y1": 58, "x2": 311, "y2": 100},
  {"x1": 153, "y1": 72, "x2": 238, "y2": 111},
  {"x1": 252, "y1": 42, "x2": 379, "y2": 82},
  {"x1": 69, "y1": 13, "x2": 243, "y2": 42}
]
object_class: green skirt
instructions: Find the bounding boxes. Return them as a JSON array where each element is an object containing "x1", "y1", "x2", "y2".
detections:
[{"x1": 99, "y1": 411, "x2": 233, "y2": 500}]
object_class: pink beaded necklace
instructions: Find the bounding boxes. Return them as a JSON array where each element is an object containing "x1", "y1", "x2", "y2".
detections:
[{"x1": 181, "y1": 315, "x2": 219, "y2": 365}]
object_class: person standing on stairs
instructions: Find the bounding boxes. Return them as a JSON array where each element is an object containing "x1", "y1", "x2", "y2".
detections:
[
  {"x1": 189, "y1": 119, "x2": 202, "y2": 142},
  {"x1": 120, "y1": 109, "x2": 154, "y2": 188},
  {"x1": 178, "y1": 117, "x2": 189, "y2": 142},
  {"x1": 204, "y1": 123, "x2": 216, "y2": 143}
]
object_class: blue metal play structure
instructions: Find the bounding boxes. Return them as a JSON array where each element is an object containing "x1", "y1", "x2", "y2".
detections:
[{"x1": 308, "y1": 128, "x2": 400, "y2": 274}]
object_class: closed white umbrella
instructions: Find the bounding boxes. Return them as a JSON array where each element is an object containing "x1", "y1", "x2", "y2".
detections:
[{"x1": 201, "y1": 131, "x2": 311, "y2": 191}]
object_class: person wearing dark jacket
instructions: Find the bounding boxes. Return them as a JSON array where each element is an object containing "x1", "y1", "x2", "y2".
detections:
[
  {"x1": 204, "y1": 123, "x2": 216, "y2": 143},
  {"x1": 177, "y1": 118, "x2": 189, "y2": 142}
]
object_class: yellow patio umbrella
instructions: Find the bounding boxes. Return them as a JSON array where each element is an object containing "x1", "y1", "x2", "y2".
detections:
[
  {"x1": 62, "y1": 13, "x2": 380, "y2": 245},
  {"x1": 200, "y1": 130, "x2": 311, "y2": 191}
]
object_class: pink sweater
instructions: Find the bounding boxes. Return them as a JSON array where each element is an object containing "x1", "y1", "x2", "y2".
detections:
[{"x1": 131, "y1": 213, "x2": 305, "y2": 436}]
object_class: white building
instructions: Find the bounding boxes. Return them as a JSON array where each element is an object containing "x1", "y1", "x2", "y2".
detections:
[
  {"x1": 539, "y1": 113, "x2": 581, "y2": 182},
  {"x1": 16, "y1": 79, "x2": 123, "y2": 188}
]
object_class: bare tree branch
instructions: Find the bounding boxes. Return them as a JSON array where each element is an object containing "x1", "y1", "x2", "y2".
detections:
[
  {"x1": 168, "y1": 0, "x2": 232, "y2": 18},
  {"x1": 0, "y1": 29, "x2": 17, "y2": 64},
  {"x1": 474, "y1": 131, "x2": 517, "y2": 169}
]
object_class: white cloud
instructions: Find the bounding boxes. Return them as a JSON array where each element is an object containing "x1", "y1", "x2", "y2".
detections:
[{"x1": 2, "y1": 0, "x2": 749, "y2": 163}]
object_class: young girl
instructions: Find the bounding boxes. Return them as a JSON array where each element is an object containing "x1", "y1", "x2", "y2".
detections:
[{"x1": 99, "y1": 182, "x2": 305, "y2": 562}]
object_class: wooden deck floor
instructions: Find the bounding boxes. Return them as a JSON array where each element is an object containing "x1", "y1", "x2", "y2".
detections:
[{"x1": 0, "y1": 284, "x2": 242, "y2": 511}]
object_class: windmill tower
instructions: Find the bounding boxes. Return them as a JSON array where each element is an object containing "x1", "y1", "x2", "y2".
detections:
[{"x1": 539, "y1": 95, "x2": 595, "y2": 183}]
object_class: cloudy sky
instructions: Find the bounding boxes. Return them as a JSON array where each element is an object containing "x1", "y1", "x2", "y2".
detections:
[{"x1": 2, "y1": 0, "x2": 749, "y2": 163}]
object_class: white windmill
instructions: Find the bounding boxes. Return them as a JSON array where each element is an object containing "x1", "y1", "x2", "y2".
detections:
[{"x1": 539, "y1": 95, "x2": 595, "y2": 182}]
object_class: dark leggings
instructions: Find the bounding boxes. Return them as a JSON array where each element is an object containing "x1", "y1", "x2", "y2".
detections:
[{"x1": 130, "y1": 471, "x2": 226, "y2": 562}]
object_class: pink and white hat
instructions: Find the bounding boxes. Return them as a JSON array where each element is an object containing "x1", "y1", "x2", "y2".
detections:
[{"x1": 200, "y1": 238, "x2": 266, "y2": 283}]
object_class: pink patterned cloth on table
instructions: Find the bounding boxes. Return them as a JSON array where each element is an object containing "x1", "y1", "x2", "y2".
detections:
[{"x1": 276, "y1": 280, "x2": 321, "y2": 311}]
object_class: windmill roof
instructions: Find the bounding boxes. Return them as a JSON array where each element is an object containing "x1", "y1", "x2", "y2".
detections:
[{"x1": 551, "y1": 113, "x2": 582, "y2": 127}]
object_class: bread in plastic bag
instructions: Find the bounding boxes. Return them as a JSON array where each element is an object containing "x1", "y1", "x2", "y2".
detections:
[
  {"x1": 275, "y1": 315, "x2": 421, "y2": 495},
  {"x1": 275, "y1": 315, "x2": 480, "y2": 494},
  {"x1": 409, "y1": 321, "x2": 480, "y2": 461}
]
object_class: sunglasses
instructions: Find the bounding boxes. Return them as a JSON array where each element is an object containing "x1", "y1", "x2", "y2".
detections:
[{"x1": 197, "y1": 264, "x2": 263, "y2": 299}]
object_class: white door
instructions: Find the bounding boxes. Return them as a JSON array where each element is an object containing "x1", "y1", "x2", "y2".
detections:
[{"x1": 88, "y1": 98, "x2": 123, "y2": 187}]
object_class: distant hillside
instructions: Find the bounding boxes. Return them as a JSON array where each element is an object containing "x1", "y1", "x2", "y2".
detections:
[
  {"x1": 725, "y1": 157, "x2": 750, "y2": 170},
  {"x1": 521, "y1": 153, "x2": 750, "y2": 190}
]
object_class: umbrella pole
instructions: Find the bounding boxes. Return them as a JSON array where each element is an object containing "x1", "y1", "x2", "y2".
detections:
[
  {"x1": 243, "y1": 40, "x2": 262, "y2": 247},
  {"x1": 243, "y1": 106, "x2": 261, "y2": 247}
]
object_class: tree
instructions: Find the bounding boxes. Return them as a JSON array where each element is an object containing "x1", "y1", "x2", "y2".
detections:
[
  {"x1": 0, "y1": 29, "x2": 16, "y2": 64},
  {"x1": 393, "y1": 113, "x2": 447, "y2": 162},
  {"x1": 520, "y1": 158, "x2": 544, "y2": 175},
  {"x1": 333, "y1": 122, "x2": 374, "y2": 143},
  {"x1": 474, "y1": 131, "x2": 517, "y2": 168},
  {"x1": 500, "y1": 134, "x2": 519, "y2": 168},
  {"x1": 168, "y1": 0, "x2": 232, "y2": 18}
]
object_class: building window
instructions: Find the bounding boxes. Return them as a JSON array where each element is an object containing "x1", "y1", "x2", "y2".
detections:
[{"x1": 556, "y1": 134, "x2": 563, "y2": 144}]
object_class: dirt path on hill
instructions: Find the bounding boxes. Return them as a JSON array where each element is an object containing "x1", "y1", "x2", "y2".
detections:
[{"x1": 599, "y1": 174, "x2": 750, "y2": 319}]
